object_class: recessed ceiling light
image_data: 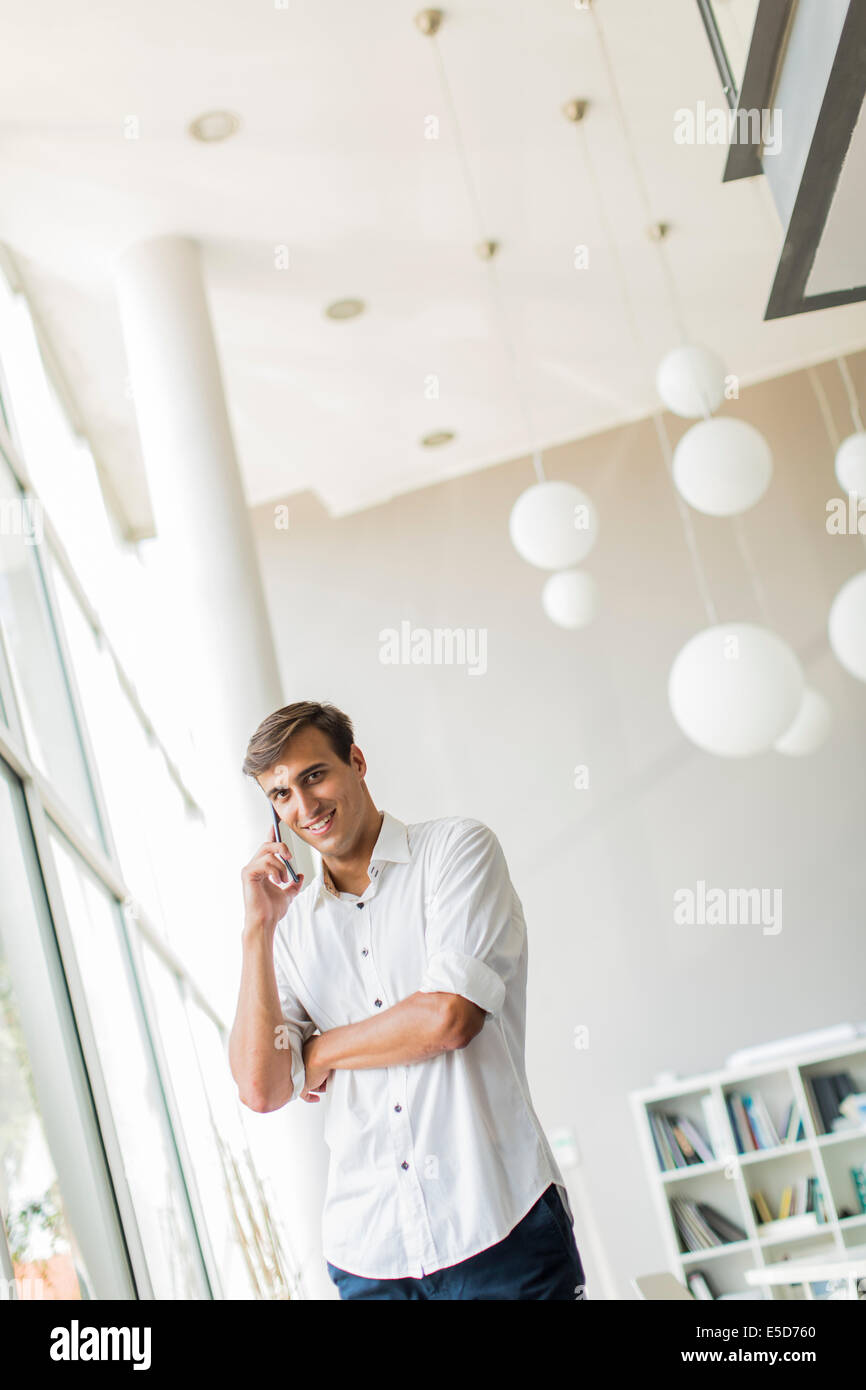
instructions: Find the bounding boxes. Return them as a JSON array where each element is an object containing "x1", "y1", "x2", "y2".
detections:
[
  {"x1": 325, "y1": 298, "x2": 366, "y2": 321},
  {"x1": 420, "y1": 430, "x2": 456, "y2": 448},
  {"x1": 188, "y1": 110, "x2": 241, "y2": 143}
]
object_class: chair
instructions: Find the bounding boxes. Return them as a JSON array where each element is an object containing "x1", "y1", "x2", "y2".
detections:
[{"x1": 631, "y1": 1271, "x2": 695, "y2": 1300}]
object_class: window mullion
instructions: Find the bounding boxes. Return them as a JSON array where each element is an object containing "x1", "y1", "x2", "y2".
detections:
[{"x1": 20, "y1": 778, "x2": 153, "y2": 1299}]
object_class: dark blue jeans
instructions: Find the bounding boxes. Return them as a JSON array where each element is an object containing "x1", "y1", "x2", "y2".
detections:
[{"x1": 326, "y1": 1183, "x2": 586, "y2": 1300}]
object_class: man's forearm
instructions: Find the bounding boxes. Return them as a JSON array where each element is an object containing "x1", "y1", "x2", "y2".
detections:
[
  {"x1": 229, "y1": 923, "x2": 293, "y2": 1110},
  {"x1": 312, "y1": 992, "x2": 459, "y2": 1072}
]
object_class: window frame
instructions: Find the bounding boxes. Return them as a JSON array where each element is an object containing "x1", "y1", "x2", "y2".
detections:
[{"x1": 0, "y1": 749, "x2": 138, "y2": 1298}]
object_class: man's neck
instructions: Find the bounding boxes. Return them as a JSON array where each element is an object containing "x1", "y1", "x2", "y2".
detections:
[{"x1": 323, "y1": 808, "x2": 384, "y2": 896}]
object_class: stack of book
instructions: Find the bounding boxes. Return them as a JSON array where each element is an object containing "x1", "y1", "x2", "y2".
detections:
[
  {"x1": 670, "y1": 1197, "x2": 747, "y2": 1252},
  {"x1": 725, "y1": 1091, "x2": 803, "y2": 1152},
  {"x1": 649, "y1": 1109, "x2": 715, "y2": 1172},
  {"x1": 750, "y1": 1176, "x2": 826, "y2": 1233},
  {"x1": 802, "y1": 1071, "x2": 858, "y2": 1133}
]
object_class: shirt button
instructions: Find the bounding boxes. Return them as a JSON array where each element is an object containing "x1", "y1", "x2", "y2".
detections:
[
  {"x1": 374, "y1": 999, "x2": 382, "y2": 1008},
  {"x1": 394, "y1": 1104, "x2": 402, "y2": 1113},
  {"x1": 356, "y1": 902, "x2": 365, "y2": 910},
  {"x1": 401, "y1": 1161, "x2": 409, "y2": 1170},
  {"x1": 361, "y1": 948, "x2": 368, "y2": 957}
]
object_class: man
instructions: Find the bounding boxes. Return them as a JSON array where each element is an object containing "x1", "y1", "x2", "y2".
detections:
[{"x1": 229, "y1": 700, "x2": 586, "y2": 1301}]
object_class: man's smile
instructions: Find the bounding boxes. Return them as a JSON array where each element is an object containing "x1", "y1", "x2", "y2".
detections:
[{"x1": 304, "y1": 809, "x2": 336, "y2": 835}]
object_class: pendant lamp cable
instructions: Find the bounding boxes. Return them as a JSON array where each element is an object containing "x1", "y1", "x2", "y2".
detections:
[
  {"x1": 838, "y1": 355, "x2": 864, "y2": 434},
  {"x1": 573, "y1": 115, "x2": 649, "y2": 388},
  {"x1": 731, "y1": 515, "x2": 772, "y2": 626},
  {"x1": 574, "y1": 11, "x2": 717, "y2": 623},
  {"x1": 588, "y1": 5, "x2": 690, "y2": 347},
  {"x1": 810, "y1": 362, "x2": 866, "y2": 555},
  {"x1": 588, "y1": 5, "x2": 789, "y2": 626},
  {"x1": 808, "y1": 365, "x2": 840, "y2": 451},
  {"x1": 653, "y1": 411, "x2": 720, "y2": 625}
]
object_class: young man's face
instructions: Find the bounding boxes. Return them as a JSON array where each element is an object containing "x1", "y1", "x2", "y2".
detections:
[{"x1": 257, "y1": 724, "x2": 366, "y2": 856}]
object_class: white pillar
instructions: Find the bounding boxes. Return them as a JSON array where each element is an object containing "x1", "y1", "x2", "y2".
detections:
[
  {"x1": 114, "y1": 236, "x2": 279, "y2": 849},
  {"x1": 114, "y1": 235, "x2": 334, "y2": 1299}
]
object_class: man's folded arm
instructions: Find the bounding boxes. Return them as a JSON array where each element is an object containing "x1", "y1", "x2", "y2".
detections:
[{"x1": 310, "y1": 819, "x2": 520, "y2": 1073}]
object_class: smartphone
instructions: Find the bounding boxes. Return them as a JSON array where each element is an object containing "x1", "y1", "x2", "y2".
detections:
[{"x1": 271, "y1": 803, "x2": 301, "y2": 883}]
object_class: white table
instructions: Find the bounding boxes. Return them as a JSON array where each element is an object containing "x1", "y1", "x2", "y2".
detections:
[{"x1": 744, "y1": 1243, "x2": 866, "y2": 1300}]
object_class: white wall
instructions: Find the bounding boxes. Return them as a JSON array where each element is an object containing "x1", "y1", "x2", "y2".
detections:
[{"x1": 250, "y1": 355, "x2": 866, "y2": 1296}]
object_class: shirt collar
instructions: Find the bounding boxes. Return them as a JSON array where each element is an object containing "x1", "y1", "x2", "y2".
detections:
[{"x1": 314, "y1": 809, "x2": 409, "y2": 901}]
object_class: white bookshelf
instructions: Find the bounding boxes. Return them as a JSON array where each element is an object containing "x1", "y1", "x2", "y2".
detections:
[{"x1": 630, "y1": 1038, "x2": 866, "y2": 1301}]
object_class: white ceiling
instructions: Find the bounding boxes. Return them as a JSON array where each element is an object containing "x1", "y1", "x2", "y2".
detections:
[{"x1": 2, "y1": 0, "x2": 866, "y2": 535}]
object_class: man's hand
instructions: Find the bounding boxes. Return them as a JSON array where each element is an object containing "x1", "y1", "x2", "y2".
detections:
[
  {"x1": 300, "y1": 1034, "x2": 332, "y2": 1102},
  {"x1": 241, "y1": 824, "x2": 305, "y2": 936}
]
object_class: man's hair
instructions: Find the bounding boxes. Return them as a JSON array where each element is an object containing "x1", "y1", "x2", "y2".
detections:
[{"x1": 242, "y1": 701, "x2": 355, "y2": 780}]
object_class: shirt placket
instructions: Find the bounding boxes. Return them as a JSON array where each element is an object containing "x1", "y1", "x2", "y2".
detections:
[{"x1": 356, "y1": 862, "x2": 439, "y2": 1277}]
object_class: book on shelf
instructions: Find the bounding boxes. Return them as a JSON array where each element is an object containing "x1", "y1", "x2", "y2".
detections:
[
  {"x1": 839, "y1": 1092, "x2": 866, "y2": 1128},
  {"x1": 751, "y1": 1190, "x2": 773, "y2": 1224},
  {"x1": 649, "y1": 1110, "x2": 714, "y2": 1171},
  {"x1": 781, "y1": 1099, "x2": 805, "y2": 1144},
  {"x1": 726, "y1": 1092, "x2": 758, "y2": 1152},
  {"x1": 697, "y1": 1202, "x2": 747, "y2": 1244},
  {"x1": 670, "y1": 1197, "x2": 747, "y2": 1252},
  {"x1": 802, "y1": 1070, "x2": 858, "y2": 1134},
  {"x1": 851, "y1": 1162, "x2": 866, "y2": 1215},
  {"x1": 675, "y1": 1118, "x2": 714, "y2": 1163},
  {"x1": 686, "y1": 1270, "x2": 716, "y2": 1300},
  {"x1": 701, "y1": 1093, "x2": 731, "y2": 1158},
  {"x1": 725, "y1": 1089, "x2": 803, "y2": 1153},
  {"x1": 743, "y1": 1093, "x2": 780, "y2": 1148},
  {"x1": 750, "y1": 1176, "x2": 826, "y2": 1227}
]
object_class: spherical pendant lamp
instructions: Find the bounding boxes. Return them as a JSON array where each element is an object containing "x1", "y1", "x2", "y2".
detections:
[{"x1": 668, "y1": 622, "x2": 804, "y2": 757}]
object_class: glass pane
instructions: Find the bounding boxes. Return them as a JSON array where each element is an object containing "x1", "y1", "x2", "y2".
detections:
[
  {"x1": 0, "y1": 627, "x2": 10, "y2": 728},
  {"x1": 140, "y1": 944, "x2": 288, "y2": 1299},
  {"x1": 48, "y1": 556, "x2": 231, "y2": 1005},
  {"x1": 185, "y1": 998, "x2": 302, "y2": 1299},
  {"x1": 46, "y1": 561, "x2": 173, "y2": 940},
  {"x1": 0, "y1": 772, "x2": 93, "y2": 1300},
  {"x1": 48, "y1": 826, "x2": 210, "y2": 1299},
  {"x1": 0, "y1": 272, "x2": 117, "y2": 609},
  {"x1": 0, "y1": 450, "x2": 102, "y2": 845}
]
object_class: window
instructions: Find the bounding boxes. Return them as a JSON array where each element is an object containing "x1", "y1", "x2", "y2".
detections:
[
  {"x1": 0, "y1": 448, "x2": 103, "y2": 846},
  {"x1": 0, "y1": 934, "x2": 91, "y2": 1301},
  {"x1": 138, "y1": 945, "x2": 299, "y2": 1299},
  {"x1": 0, "y1": 758, "x2": 129, "y2": 1300},
  {"x1": 0, "y1": 263, "x2": 301, "y2": 1301},
  {"x1": 48, "y1": 555, "x2": 228, "y2": 1003},
  {"x1": 187, "y1": 997, "x2": 304, "y2": 1299},
  {"x1": 48, "y1": 827, "x2": 210, "y2": 1299}
]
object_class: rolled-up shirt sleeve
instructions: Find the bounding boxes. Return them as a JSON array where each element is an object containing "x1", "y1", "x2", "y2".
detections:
[
  {"x1": 417, "y1": 819, "x2": 524, "y2": 1021},
  {"x1": 272, "y1": 942, "x2": 317, "y2": 1101}
]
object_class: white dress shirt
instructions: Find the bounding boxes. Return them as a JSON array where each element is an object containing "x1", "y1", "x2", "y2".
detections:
[{"x1": 271, "y1": 809, "x2": 572, "y2": 1280}]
